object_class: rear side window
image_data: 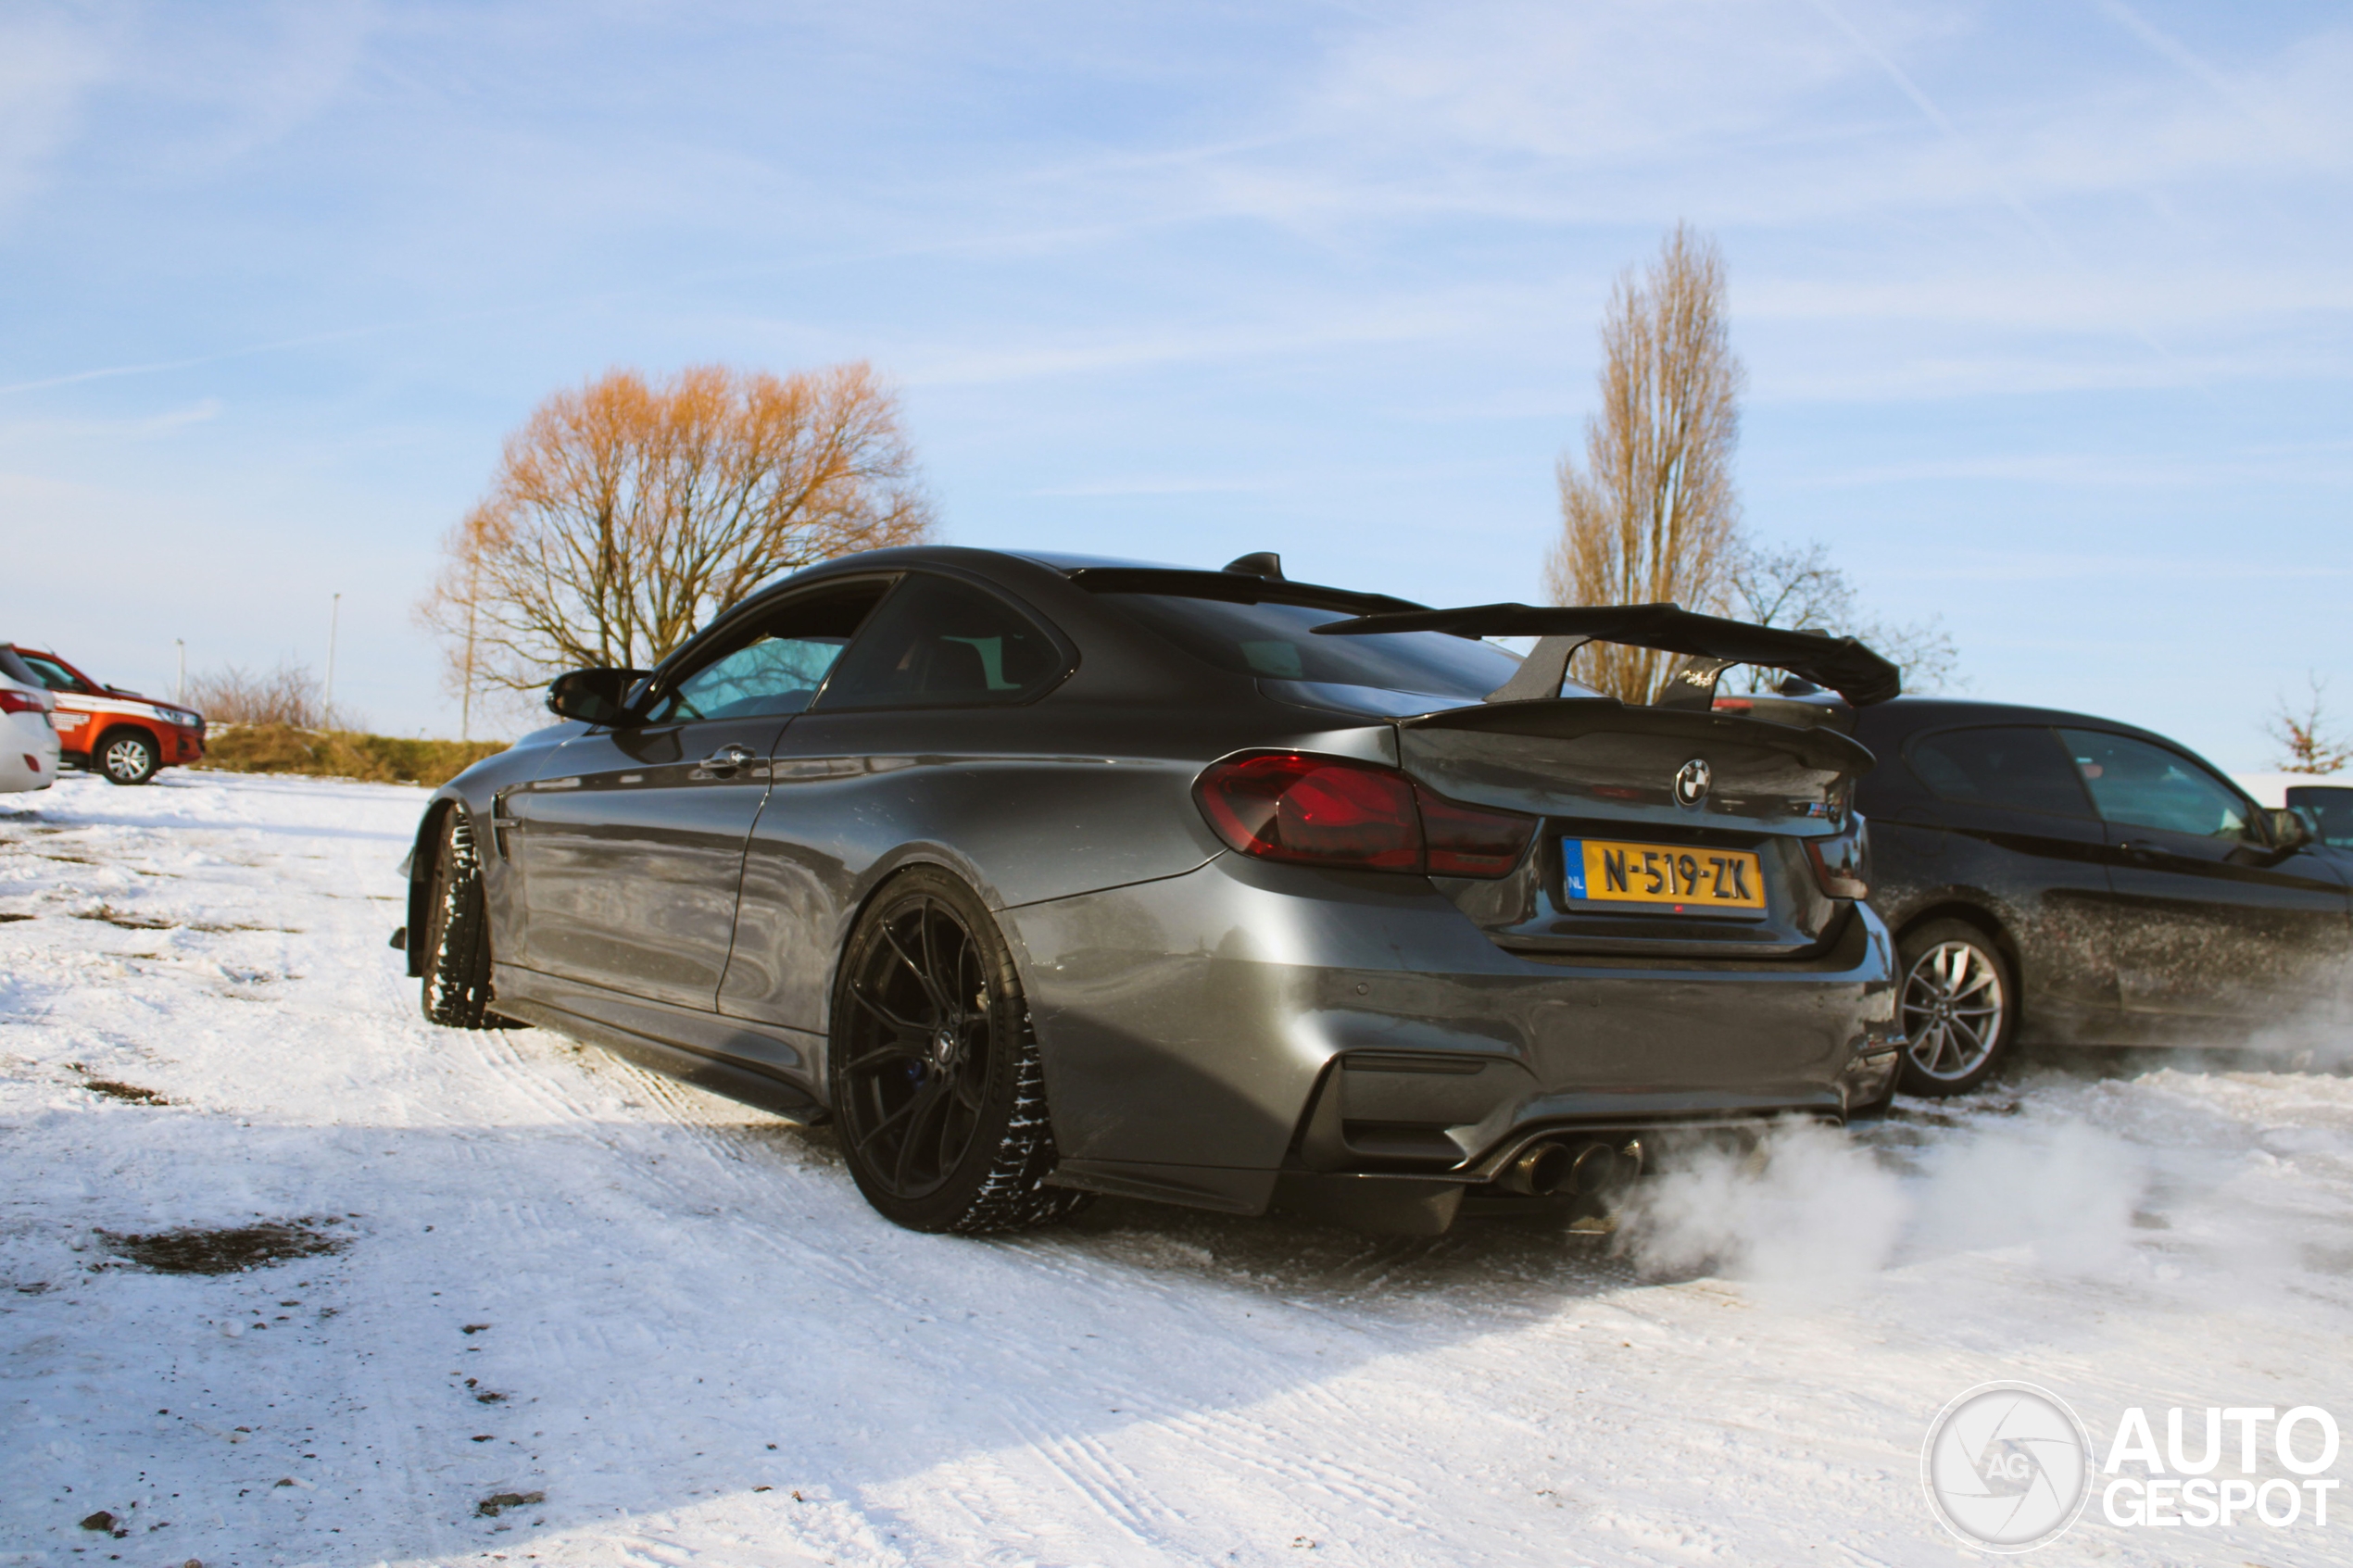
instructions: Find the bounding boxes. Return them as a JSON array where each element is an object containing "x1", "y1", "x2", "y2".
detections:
[
  {"x1": 1907, "y1": 726, "x2": 2092, "y2": 817},
  {"x1": 1105, "y1": 594, "x2": 1525, "y2": 700},
  {"x1": 815, "y1": 574, "x2": 1068, "y2": 710},
  {"x1": 2060, "y1": 729, "x2": 2251, "y2": 840},
  {"x1": 0, "y1": 646, "x2": 39, "y2": 687}
]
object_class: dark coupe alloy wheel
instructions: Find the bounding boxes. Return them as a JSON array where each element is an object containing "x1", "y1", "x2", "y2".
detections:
[
  {"x1": 1896, "y1": 919, "x2": 2014, "y2": 1096},
  {"x1": 100, "y1": 731, "x2": 158, "y2": 785},
  {"x1": 830, "y1": 870, "x2": 1086, "y2": 1233}
]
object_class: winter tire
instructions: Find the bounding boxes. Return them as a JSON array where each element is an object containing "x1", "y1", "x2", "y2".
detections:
[
  {"x1": 420, "y1": 808, "x2": 496, "y2": 1029},
  {"x1": 98, "y1": 729, "x2": 159, "y2": 785},
  {"x1": 1895, "y1": 918, "x2": 2015, "y2": 1097},
  {"x1": 830, "y1": 866, "x2": 1088, "y2": 1234}
]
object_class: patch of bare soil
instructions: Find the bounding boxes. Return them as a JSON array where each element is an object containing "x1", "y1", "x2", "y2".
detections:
[
  {"x1": 82, "y1": 1077, "x2": 173, "y2": 1106},
  {"x1": 95, "y1": 1218, "x2": 349, "y2": 1275},
  {"x1": 0, "y1": 911, "x2": 33, "y2": 922},
  {"x1": 68, "y1": 905, "x2": 298, "y2": 935},
  {"x1": 476, "y1": 1490, "x2": 545, "y2": 1518},
  {"x1": 76, "y1": 905, "x2": 174, "y2": 930}
]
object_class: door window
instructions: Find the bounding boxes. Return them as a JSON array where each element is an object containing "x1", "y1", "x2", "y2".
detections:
[
  {"x1": 1907, "y1": 726, "x2": 2094, "y2": 817},
  {"x1": 642, "y1": 581, "x2": 889, "y2": 723},
  {"x1": 814, "y1": 574, "x2": 1067, "y2": 710},
  {"x1": 16, "y1": 654, "x2": 88, "y2": 694},
  {"x1": 2059, "y1": 730, "x2": 2253, "y2": 840}
]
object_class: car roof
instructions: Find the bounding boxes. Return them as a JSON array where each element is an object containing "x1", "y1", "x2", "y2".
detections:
[
  {"x1": 1851, "y1": 696, "x2": 2258, "y2": 792},
  {"x1": 769, "y1": 545, "x2": 1425, "y2": 616},
  {"x1": 1853, "y1": 696, "x2": 2178, "y2": 743}
]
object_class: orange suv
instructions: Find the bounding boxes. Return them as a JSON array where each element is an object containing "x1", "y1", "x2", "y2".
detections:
[{"x1": 12, "y1": 648, "x2": 206, "y2": 784}]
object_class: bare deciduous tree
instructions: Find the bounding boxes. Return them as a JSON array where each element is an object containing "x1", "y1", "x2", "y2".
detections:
[
  {"x1": 1727, "y1": 539, "x2": 1962, "y2": 695},
  {"x1": 420, "y1": 362, "x2": 936, "y2": 709},
  {"x1": 1545, "y1": 222, "x2": 1744, "y2": 703},
  {"x1": 2267, "y1": 673, "x2": 2350, "y2": 774},
  {"x1": 185, "y1": 662, "x2": 343, "y2": 729}
]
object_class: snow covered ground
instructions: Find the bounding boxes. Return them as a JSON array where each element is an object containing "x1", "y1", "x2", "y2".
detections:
[{"x1": 4, "y1": 769, "x2": 2350, "y2": 1567}]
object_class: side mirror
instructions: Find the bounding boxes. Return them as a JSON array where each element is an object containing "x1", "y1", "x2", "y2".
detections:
[
  {"x1": 2266, "y1": 808, "x2": 2314, "y2": 850},
  {"x1": 546, "y1": 668, "x2": 648, "y2": 726}
]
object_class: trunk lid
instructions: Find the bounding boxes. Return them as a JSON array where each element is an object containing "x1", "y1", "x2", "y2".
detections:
[{"x1": 1396, "y1": 697, "x2": 1873, "y2": 958}]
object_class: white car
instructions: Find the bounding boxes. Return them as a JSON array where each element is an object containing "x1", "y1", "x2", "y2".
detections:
[{"x1": 1, "y1": 645, "x2": 62, "y2": 793}]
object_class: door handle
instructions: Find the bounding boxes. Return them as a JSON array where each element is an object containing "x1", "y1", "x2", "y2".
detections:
[{"x1": 699, "y1": 744, "x2": 756, "y2": 774}]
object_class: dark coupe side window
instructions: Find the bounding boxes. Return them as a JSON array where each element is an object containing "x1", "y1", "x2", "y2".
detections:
[
  {"x1": 642, "y1": 580, "x2": 889, "y2": 723},
  {"x1": 814, "y1": 574, "x2": 1068, "y2": 710},
  {"x1": 1106, "y1": 594, "x2": 1525, "y2": 700},
  {"x1": 2059, "y1": 729, "x2": 2253, "y2": 840},
  {"x1": 1907, "y1": 726, "x2": 2093, "y2": 817}
]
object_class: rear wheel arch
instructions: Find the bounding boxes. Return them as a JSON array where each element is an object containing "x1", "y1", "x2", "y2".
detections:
[
  {"x1": 1894, "y1": 907, "x2": 2021, "y2": 1096},
  {"x1": 1895, "y1": 897, "x2": 2026, "y2": 1014},
  {"x1": 811, "y1": 846, "x2": 1017, "y2": 1037}
]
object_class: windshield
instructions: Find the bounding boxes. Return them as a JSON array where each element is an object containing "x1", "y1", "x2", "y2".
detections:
[{"x1": 1104, "y1": 594, "x2": 1525, "y2": 701}]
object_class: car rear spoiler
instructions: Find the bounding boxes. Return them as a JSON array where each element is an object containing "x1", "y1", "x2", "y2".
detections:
[{"x1": 1314, "y1": 601, "x2": 1902, "y2": 709}]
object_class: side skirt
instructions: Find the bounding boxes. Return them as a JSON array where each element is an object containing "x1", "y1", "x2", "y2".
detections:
[
  {"x1": 491, "y1": 964, "x2": 828, "y2": 1123},
  {"x1": 1041, "y1": 1158, "x2": 1277, "y2": 1216}
]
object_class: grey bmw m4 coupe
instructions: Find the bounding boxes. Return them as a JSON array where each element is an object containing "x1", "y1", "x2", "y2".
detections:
[{"x1": 399, "y1": 546, "x2": 1905, "y2": 1236}]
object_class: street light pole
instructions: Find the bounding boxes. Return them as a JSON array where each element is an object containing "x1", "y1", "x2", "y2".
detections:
[
  {"x1": 175, "y1": 639, "x2": 185, "y2": 705},
  {"x1": 325, "y1": 593, "x2": 341, "y2": 727}
]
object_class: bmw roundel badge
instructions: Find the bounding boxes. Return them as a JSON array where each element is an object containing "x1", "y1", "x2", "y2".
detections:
[{"x1": 1674, "y1": 758, "x2": 1711, "y2": 808}]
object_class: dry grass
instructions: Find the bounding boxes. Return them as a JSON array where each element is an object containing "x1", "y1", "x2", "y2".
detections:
[{"x1": 200, "y1": 725, "x2": 508, "y2": 788}]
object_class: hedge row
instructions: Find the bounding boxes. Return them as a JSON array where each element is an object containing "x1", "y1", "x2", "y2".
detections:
[{"x1": 197, "y1": 724, "x2": 510, "y2": 788}]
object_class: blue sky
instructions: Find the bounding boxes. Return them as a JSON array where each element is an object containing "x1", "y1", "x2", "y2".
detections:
[{"x1": 1, "y1": 0, "x2": 2346, "y2": 765}]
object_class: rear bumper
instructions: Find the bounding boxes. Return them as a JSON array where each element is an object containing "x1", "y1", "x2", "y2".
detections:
[
  {"x1": 1004, "y1": 853, "x2": 1898, "y2": 1217},
  {"x1": 1, "y1": 713, "x2": 60, "y2": 792}
]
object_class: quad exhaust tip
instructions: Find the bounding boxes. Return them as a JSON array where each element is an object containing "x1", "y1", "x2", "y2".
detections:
[{"x1": 1501, "y1": 1136, "x2": 1645, "y2": 1198}]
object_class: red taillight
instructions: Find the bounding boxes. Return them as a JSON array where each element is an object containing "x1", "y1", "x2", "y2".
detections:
[
  {"x1": 1418, "y1": 792, "x2": 1534, "y2": 876},
  {"x1": 0, "y1": 690, "x2": 44, "y2": 715},
  {"x1": 1805, "y1": 820, "x2": 1869, "y2": 899},
  {"x1": 1194, "y1": 752, "x2": 1536, "y2": 879}
]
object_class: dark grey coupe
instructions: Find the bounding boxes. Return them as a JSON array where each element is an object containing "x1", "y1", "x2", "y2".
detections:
[{"x1": 398, "y1": 547, "x2": 1905, "y2": 1236}]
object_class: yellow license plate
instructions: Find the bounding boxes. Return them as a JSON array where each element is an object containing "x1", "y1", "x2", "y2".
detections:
[{"x1": 1564, "y1": 839, "x2": 1766, "y2": 909}]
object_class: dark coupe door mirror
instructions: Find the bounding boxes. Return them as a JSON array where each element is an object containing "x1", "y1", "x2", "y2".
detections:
[{"x1": 546, "y1": 667, "x2": 648, "y2": 726}]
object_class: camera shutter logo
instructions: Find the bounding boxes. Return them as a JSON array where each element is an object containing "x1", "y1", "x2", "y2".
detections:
[
  {"x1": 1922, "y1": 1383, "x2": 2093, "y2": 1551},
  {"x1": 1673, "y1": 758, "x2": 1711, "y2": 808}
]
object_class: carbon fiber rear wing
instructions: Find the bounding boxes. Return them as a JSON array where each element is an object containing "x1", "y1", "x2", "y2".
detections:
[{"x1": 1313, "y1": 601, "x2": 1901, "y2": 708}]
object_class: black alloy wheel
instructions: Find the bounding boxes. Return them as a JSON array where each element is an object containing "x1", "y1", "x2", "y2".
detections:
[
  {"x1": 419, "y1": 808, "x2": 496, "y2": 1029},
  {"x1": 1896, "y1": 918, "x2": 2016, "y2": 1097},
  {"x1": 98, "y1": 730, "x2": 159, "y2": 785},
  {"x1": 830, "y1": 867, "x2": 1087, "y2": 1234}
]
